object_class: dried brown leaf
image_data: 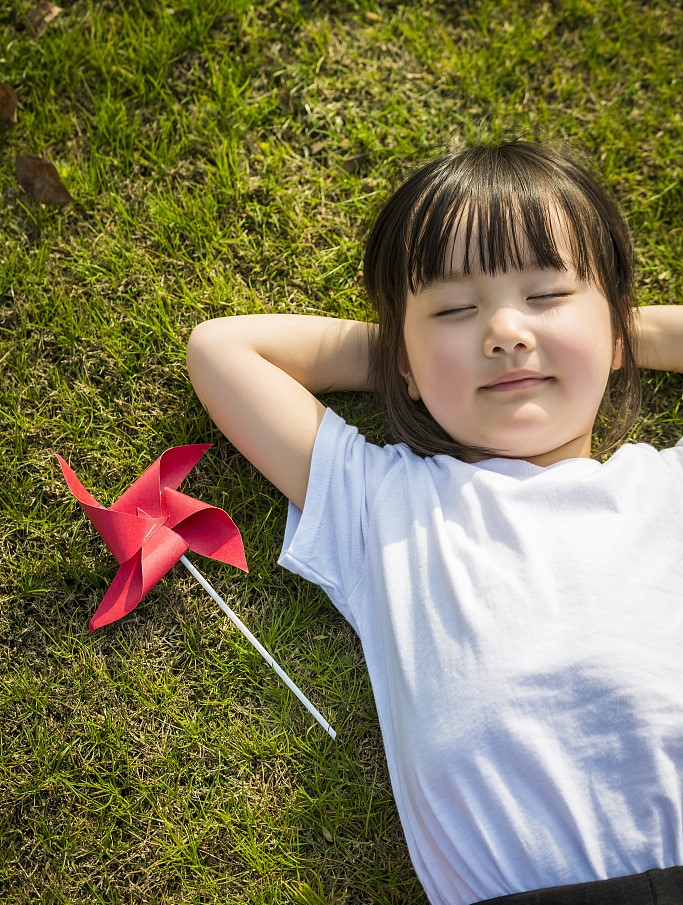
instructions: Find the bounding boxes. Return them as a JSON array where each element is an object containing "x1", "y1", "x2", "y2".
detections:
[
  {"x1": 0, "y1": 82, "x2": 18, "y2": 125},
  {"x1": 339, "y1": 149, "x2": 368, "y2": 175},
  {"x1": 15, "y1": 154, "x2": 72, "y2": 205},
  {"x1": 27, "y1": 1, "x2": 63, "y2": 37}
]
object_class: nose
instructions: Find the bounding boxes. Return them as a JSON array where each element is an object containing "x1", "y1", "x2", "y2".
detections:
[{"x1": 483, "y1": 306, "x2": 536, "y2": 357}]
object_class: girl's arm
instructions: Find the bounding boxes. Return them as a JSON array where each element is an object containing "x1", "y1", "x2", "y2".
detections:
[
  {"x1": 635, "y1": 305, "x2": 683, "y2": 373},
  {"x1": 186, "y1": 315, "x2": 375, "y2": 510}
]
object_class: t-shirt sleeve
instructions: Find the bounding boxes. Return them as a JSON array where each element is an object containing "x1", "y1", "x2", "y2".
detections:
[
  {"x1": 278, "y1": 407, "x2": 396, "y2": 634},
  {"x1": 662, "y1": 436, "x2": 683, "y2": 465}
]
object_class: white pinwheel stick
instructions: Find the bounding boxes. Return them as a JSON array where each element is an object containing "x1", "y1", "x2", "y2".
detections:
[{"x1": 180, "y1": 555, "x2": 336, "y2": 740}]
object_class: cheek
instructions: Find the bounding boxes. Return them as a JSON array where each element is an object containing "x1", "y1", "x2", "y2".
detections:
[
  {"x1": 411, "y1": 337, "x2": 473, "y2": 410},
  {"x1": 430, "y1": 344, "x2": 471, "y2": 386},
  {"x1": 549, "y1": 312, "x2": 615, "y2": 392}
]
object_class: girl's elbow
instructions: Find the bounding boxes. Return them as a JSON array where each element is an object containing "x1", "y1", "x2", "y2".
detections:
[
  {"x1": 186, "y1": 319, "x2": 222, "y2": 385},
  {"x1": 186, "y1": 316, "x2": 251, "y2": 392},
  {"x1": 187, "y1": 316, "x2": 227, "y2": 358},
  {"x1": 186, "y1": 322, "x2": 205, "y2": 378}
]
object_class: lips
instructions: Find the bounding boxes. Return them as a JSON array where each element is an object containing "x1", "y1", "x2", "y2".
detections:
[{"x1": 481, "y1": 370, "x2": 551, "y2": 391}]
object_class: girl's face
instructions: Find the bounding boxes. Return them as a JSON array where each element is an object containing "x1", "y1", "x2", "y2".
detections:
[{"x1": 400, "y1": 220, "x2": 620, "y2": 465}]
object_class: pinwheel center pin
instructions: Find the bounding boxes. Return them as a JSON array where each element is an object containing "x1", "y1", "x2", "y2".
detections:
[
  {"x1": 139, "y1": 510, "x2": 167, "y2": 540},
  {"x1": 58, "y1": 445, "x2": 336, "y2": 739}
]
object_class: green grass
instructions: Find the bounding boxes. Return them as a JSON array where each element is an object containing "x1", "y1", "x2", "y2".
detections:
[{"x1": 1, "y1": 0, "x2": 682, "y2": 902}]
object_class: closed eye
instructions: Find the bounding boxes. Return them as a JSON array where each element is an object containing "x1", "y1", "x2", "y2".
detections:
[
  {"x1": 528, "y1": 292, "x2": 572, "y2": 301},
  {"x1": 435, "y1": 306, "x2": 476, "y2": 317}
]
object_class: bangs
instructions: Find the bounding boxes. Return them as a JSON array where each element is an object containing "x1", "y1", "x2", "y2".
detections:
[{"x1": 405, "y1": 153, "x2": 598, "y2": 294}]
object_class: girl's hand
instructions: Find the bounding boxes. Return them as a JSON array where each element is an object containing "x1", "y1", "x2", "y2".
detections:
[
  {"x1": 186, "y1": 315, "x2": 375, "y2": 510},
  {"x1": 634, "y1": 305, "x2": 683, "y2": 373}
]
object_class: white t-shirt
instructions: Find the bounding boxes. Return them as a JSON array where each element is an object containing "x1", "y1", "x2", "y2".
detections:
[{"x1": 279, "y1": 408, "x2": 683, "y2": 905}]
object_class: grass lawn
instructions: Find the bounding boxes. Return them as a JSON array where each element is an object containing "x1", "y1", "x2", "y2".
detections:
[{"x1": 1, "y1": 1, "x2": 681, "y2": 902}]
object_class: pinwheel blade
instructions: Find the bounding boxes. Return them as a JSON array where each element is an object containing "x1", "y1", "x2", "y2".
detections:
[
  {"x1": 58, "y1": 455, "x2": 163, "y2": 564},
  {"x1": 112, "y1": 444, "x2": 211, "y2": 517},
  {"x1": 89, "y1": 528, "x2": 187, "y2": 631},
  {"x1": 89, "y1": 554, "x2": 143, "y2": 632},
  {"x1": 163, "y1": 488, "x2": 247, "y2": 571}
]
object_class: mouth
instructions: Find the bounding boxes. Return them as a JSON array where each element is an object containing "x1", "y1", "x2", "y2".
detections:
[{"x1": 481, "y1": 371, "x2": 552, "y2": 392}]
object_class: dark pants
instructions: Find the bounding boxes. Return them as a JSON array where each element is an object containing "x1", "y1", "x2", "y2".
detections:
[{"x1": 478, "y1": 867, "x2": 683, "y2": 904}]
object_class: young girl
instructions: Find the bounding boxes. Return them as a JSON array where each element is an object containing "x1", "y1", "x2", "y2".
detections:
[{"x1": 186, "y1": 140, "x2": 683, "y2": 904}]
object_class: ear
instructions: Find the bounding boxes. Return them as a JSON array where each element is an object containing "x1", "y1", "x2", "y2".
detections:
[{"x1": 398, "y1": 348, "x2": 421, "y2": 401}]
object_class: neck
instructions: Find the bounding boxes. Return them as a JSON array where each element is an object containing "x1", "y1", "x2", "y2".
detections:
[{"x1": 471, "y1": 432, "x2": 594, "y2": 467}]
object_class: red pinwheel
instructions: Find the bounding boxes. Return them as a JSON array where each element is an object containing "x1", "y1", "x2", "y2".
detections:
[
  {"x1": 57, "y1": 444, "x2": 247, "y2": 632},
  {"x1": 58, "y1": 445, "x2": 336, "y2": 737}
]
